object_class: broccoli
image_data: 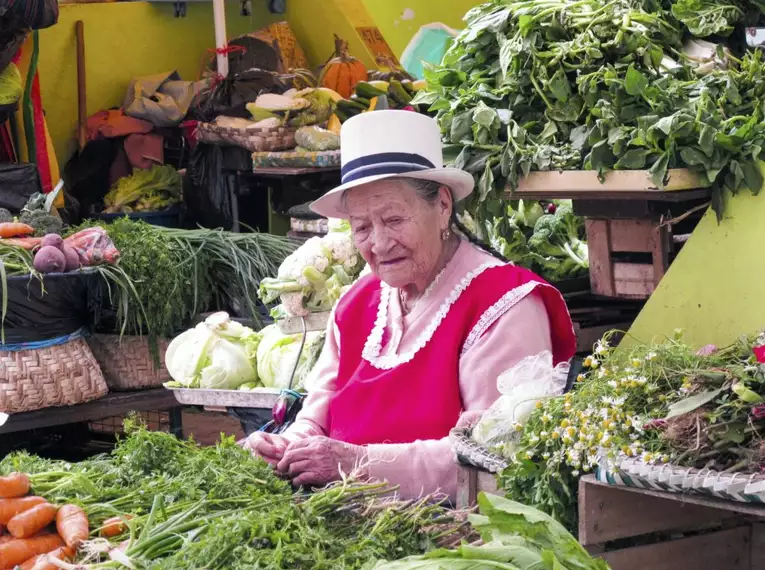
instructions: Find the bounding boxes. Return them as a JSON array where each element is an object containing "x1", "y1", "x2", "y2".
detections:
[
  {"x1": 485, "y1": 217, "x2": 531, "y2": 262},
  {"x1": 19, "y1": 210, "x2": 64, "y2": 237},
  {"x1": 0, "y1": 208, "x2": 13, "y2": 223},
  {"x1": 527, "y1": 204, "x2": 589, "y2": 279}
]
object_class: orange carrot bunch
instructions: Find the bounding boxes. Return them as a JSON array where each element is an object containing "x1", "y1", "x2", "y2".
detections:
[{"x1": 0, "y1": 473, "x2": 91, "y2": 570}]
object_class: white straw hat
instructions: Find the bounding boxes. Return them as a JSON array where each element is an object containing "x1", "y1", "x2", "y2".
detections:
[{"x1": 309, "y1": 110, "x2": 474, "y2": 219}]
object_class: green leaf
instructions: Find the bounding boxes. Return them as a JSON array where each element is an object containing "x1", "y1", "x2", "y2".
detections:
[
  {"x1": 698, "y1": 125, "x2": 716, "y2": 157},
  {"x1": 570, "y1": 125, "x2": 589, "y2": 152},
  {"x1": 586, "y1": 141, "x2": 615, "y2": 172},
  {"x1": 478, "y1": 161, "x2": 495, "y2": 202},
  {"x1": 653, "y1": 116, "x2": 675, "y2": 135},
  {"x1": 539, "y1": 121, "x2": 558, "y2": 140},
  {"x1": 741, "y1": 161, "x2": 763, "y2": 195},
  {"x1": 615, "y1": 148, "x2": 651, "y2": 169},
  {"x1": 450, "y1": 111, "x2": 473, "y2": 143},
  {"x1": 649, "y1": 153, "x2": 670, "y2": 187},
  {"x1": 548, "y1": 69, "x2": 571, "y2": 102},
  {"x1": 665, "y1": 388, "x2": 724, "y2": 419},
  {"x1": 679, "y1": 147, "x2": 709, "y2": 167},
  {"x1": 473, "y1": 103, "x2": 499, "y2": 128},
  {"x1": 625, "y1": 65, "x2": 649, "y2": 96}
]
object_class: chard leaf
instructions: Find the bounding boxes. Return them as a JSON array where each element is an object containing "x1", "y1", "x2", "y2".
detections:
[
  {"x1": 625, "y1": 65, "x2": 649, "y2": 96},
  {"x1": 665, "y1": 388, "x2": 724, "y2": 419},
  {"x1": 615, "y1": 148, "x2": 651, "y2": 169}
]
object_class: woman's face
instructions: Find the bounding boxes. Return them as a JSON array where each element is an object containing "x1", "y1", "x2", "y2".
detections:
[{"x1": 345, "y1": 180, "x2": 452, "y2": 290}]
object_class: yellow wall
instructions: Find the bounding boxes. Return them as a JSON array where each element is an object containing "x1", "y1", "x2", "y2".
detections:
[
  {"x1": 360, "y1": 0, "x2": 477, "y2": 57},
  {"x1": 39, "y1": 2, "x2": 277, "y2": 162}
]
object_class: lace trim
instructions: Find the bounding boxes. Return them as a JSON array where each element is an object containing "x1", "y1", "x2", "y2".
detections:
[
  {"x1": 362, "y1": 261, "x2": 503, "y2": 370},
  {"x1": 460, "y1": 281, "x2": 543, "y2": 356}
]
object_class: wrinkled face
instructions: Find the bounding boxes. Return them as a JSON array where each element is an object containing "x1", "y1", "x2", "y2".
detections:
[{"x1": 345, "y1": 179, "x2": 452, "y2": 289}]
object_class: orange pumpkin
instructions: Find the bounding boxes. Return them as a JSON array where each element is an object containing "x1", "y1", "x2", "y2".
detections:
[{"x1": 320, "y1": 35, "x2": 368, "y2": 99}]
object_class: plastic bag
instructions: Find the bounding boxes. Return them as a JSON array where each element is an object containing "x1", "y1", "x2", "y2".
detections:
[
  {"x1": 1, "y1": 273, "x2": 97, "y2": 344},
  {"x1": 64, "y1": 228, "x2": 121, "y2": 267},
  {"x1": 0, "y1": 164, "x2": 43, "y2": 213},
  {"x1": 184, "y1": 143, "x2": 237, "y2": 230},
  {"x1": 472, "y1": 351, "x2": 569, "y2": 453}
]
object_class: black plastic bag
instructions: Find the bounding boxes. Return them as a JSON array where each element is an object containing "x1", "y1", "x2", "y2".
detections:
[
  {"x1": 0, "y1": 164, "x2": 42, "y2": 213},
  {"x1": 1, "y1": 272, "x2": 97, "y2": 345},
  {"x1": 190, "y1": 69, "x2": 292, "y2": 123},
  {"x1": 184, "y1": 143, "x2": 237, "y2": 230}
]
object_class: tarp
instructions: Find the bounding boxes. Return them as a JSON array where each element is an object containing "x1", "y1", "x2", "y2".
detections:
[{"x1": 400, "y1": 23, "x2": 458, "y2": 80}]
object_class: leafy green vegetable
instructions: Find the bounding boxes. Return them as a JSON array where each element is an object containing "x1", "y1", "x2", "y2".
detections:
[
  {"x1": 103, "y1": 164, "x2": 182, "y2": 214},
  {"x1": 165, "y1": 312, "x2": 261, "y2": 389},
  {"x1": 368, "y1": 494, "x2": 608, "y2": 569},
  {"x1": 256, "y1": 324, "x2": 325, "y2": 389},
  {"x1": 418, "y1": 0, "x2": 765, "y2": 224}
]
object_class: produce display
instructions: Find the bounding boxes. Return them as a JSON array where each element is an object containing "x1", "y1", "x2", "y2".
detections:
[
  {"x1": 471, "y1": 198, "x2": 589, "y2": 282},
  {"x1": 246, "y1": 89, "x2": 338, "y2": 129},
  {"x1": 70, "y1": 218, "x2": 295, "y2": 345},
  {"x1": 415, "y1": 0, "x2": 765, "y2": 228},
  {"x1": 258, "y1": 220, "x2": 364, "y2": 318},
  {"x1": 102, "y1": 165, "x2": 182, "y2": 215},
  {"x1": 164, "y1": 312, "x2": 325, "y2": 391},
  {"x1": 0, "y1": 424, "x2": 608, "y2": 569},
  {"x1": 334, "y1": 79, "x2": 428, "y2": 123},
  {"x1": 486, "y1": 329, "x2": 765, "y2": 531}
]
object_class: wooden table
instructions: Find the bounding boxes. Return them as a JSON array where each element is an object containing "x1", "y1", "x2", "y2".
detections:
[
  {"x1": 0, "y1": 389, "x2": 183, "y2": 436},
  {"x1": 579, "y1": 474, "x2": 765, "y2": 570}
]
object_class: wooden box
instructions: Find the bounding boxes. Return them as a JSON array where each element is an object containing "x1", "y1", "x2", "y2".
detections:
[
  {"x1": 507, "y1": 169, "x2": 712, "y2": 300},
  {"x1": 456, "y1": 464, "x2": 501, "y2": 509},
  {"x1": 579, "y1": 475, "x2": 765, "y2": 570}
]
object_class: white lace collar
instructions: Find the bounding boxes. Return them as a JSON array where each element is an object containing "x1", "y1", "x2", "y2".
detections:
[{"x1": 361, "y1": 259, "x2": 504, "y2": 370}]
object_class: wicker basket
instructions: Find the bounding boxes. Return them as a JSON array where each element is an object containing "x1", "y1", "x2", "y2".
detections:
[
  {"x1": 450, "y1": 427, "x2": 509, "y2": 474},
  {"x1": 88, "y1": 334, "x2": 170, "y2": 391},
  {"x1": 196, "y1": 122, "x2": 296, "y2": 152},
  {"x1": 0, "y1": 338, "x2": 108, "y2": 414}
]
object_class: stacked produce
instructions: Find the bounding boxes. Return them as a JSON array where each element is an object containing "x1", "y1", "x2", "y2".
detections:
[
  {"x1": 164, "y1": 312, "x2": 324, "y2": 391},
  {"x1": 485, "y1": 329, "x2": 765, "y2": 531},
  {"x1": 416, "y1": 0, "x2": 765, "y2": 228},
  {"x1": 258, "y1": 219, "x2": 365, "y2": 318},
  {"x1": 472, "y1": 198, "x2": 589, "y2": 282},
  {"x1": 102, "y1": 165, "x2": 182, "y2": 214},
  {"x1": 0, "y1": 424, "x2": 609, "y2": 569},
  {"x1": 334, "y1": 79, "x2": 428, "y2": 123}
]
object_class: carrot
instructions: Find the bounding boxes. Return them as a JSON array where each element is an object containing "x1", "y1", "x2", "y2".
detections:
[
  {"x1": 17, "y1": 546, "x2": 73, "y2": 570},
  {"x1": 0, "y1": 499, "x2": 46, "y2": 526},
  {"x1": 0, "y1": 238, "x2": 43, "y2": 251},
  {"x1": 0, "y1": 474, "x2": 30, "y2": 499},
  {"x1": 0, "y1": 534, "x2": 63, "y2": 569},
  {"x1": 55, "y1": 506, "x2": 88, "y2": 550},
  {"x1": 0, "y1": 224, "x2": 34, "y2": 239},
  {"x1": 7, "y1": 504, "x2": 57, "y2": 539},
  {"x1": 98, "y1": 515, "x2": 132, "y2": 538}
]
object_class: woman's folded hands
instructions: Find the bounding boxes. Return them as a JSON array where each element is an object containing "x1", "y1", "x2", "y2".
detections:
[{"x1": 242, "y1": 433, "x2": 367, "y2": 487}]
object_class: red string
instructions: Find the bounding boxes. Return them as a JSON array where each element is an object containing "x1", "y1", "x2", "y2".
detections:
[{"x1": 197, "y1": 44, "x2": 248, "y2": 82}]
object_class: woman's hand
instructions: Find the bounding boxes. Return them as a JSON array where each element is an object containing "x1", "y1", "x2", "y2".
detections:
[
  {"x1": 240, "y1": 432, "x2": 289, "y2": 466},
  {"x1": 455, "y1": 410, "x2": 484, "y2": 430},
  {"x1": 276, "y1": 436, "x2": 366, "y2": 487}
]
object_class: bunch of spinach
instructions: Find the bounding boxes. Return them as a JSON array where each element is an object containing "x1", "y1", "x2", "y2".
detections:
[
  {"x1": 672, "y1": 0, "x2": 765, "y2": 37},
  {"x1": 415, "y1": 0, "x2": 765, "y2": 223}
]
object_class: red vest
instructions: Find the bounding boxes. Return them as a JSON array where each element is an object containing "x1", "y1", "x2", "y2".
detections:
[{"x1": 328, "y1": 263, "x2": 575, "y2": 446}]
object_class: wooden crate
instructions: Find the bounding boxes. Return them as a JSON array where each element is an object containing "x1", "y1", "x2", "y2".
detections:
[
  {"x1": 579, "y1": 475, "x2": 765, "y2": 570},
  {"x1": 506, "y1": 169, "x2": 712, "y2": 300},
  {"x1": 456, "y1": 464, "x2": 501, "y2": 509}
]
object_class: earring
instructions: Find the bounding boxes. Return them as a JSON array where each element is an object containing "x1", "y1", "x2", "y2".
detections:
[{"x1": 441, "y1": 229, "x2": 451, "y2": 241}]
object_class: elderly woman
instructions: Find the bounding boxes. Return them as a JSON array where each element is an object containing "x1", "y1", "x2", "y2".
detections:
[{"x1": 244, "y1": 111, "x2": 575, "y2": 501}]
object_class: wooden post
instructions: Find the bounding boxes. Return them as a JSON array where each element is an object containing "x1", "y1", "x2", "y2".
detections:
[{"x1": 75, "y1": 21, "x2": 87, "y2": 152}]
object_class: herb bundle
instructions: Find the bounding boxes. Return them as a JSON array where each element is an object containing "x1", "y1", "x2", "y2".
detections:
[
  {"x1": 416, "y1": 0, "x2": 765, "y2": 222},
  {"x1": 72, "y1": 219, "x2": 297, "y2": 343},
  {"x1": 0, "y1": 424, "x2": 470, "y2": 570},
  {"x1": 496, "y1": 331, "x2": 765, "y2": 531}
]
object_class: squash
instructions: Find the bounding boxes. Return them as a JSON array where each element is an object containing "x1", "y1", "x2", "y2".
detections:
[
  {"x1": 320, "y1": 35, "x2": 368, "y2": 99},
  {"x1": 327, "y1": 114, "x2": 342, "y2": 136}
]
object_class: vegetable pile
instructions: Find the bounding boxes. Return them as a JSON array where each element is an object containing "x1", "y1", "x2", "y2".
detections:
[
  {"x1": 259, "y1": 219, "x2": 365, "y2": 318},
  {"x1": 492, "y1": 329, "x2": 765, "y2": 531},
  {"x1": 416, "y1": 0, "x2": 765, "y2": 225},
  {"x1": 475, "y1": 198, "x2": 588, "y2": 282},
  {"x1": 164, "y1": 312, "x2": 325, "y2": 391},
  {"x1": 103, "y1": 165, "x2": 182, "y2": 214},
  {"x1": 0, "y1": 423, "x2": 608, "y2": 569}
]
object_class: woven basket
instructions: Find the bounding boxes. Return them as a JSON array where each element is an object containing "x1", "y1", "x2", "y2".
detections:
[
  {"x1": 196, "y1": 122, "x2": 296, "y2": 152},
  {"x1": 450, "y1": 427, "x2": 509, "y2": 474},
  {"x1": 0, "y1": 338, "x2": 108, "y2": 414},
  {"x1": 88, "y1": 335, "x2": 170, "y2": 391}
]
